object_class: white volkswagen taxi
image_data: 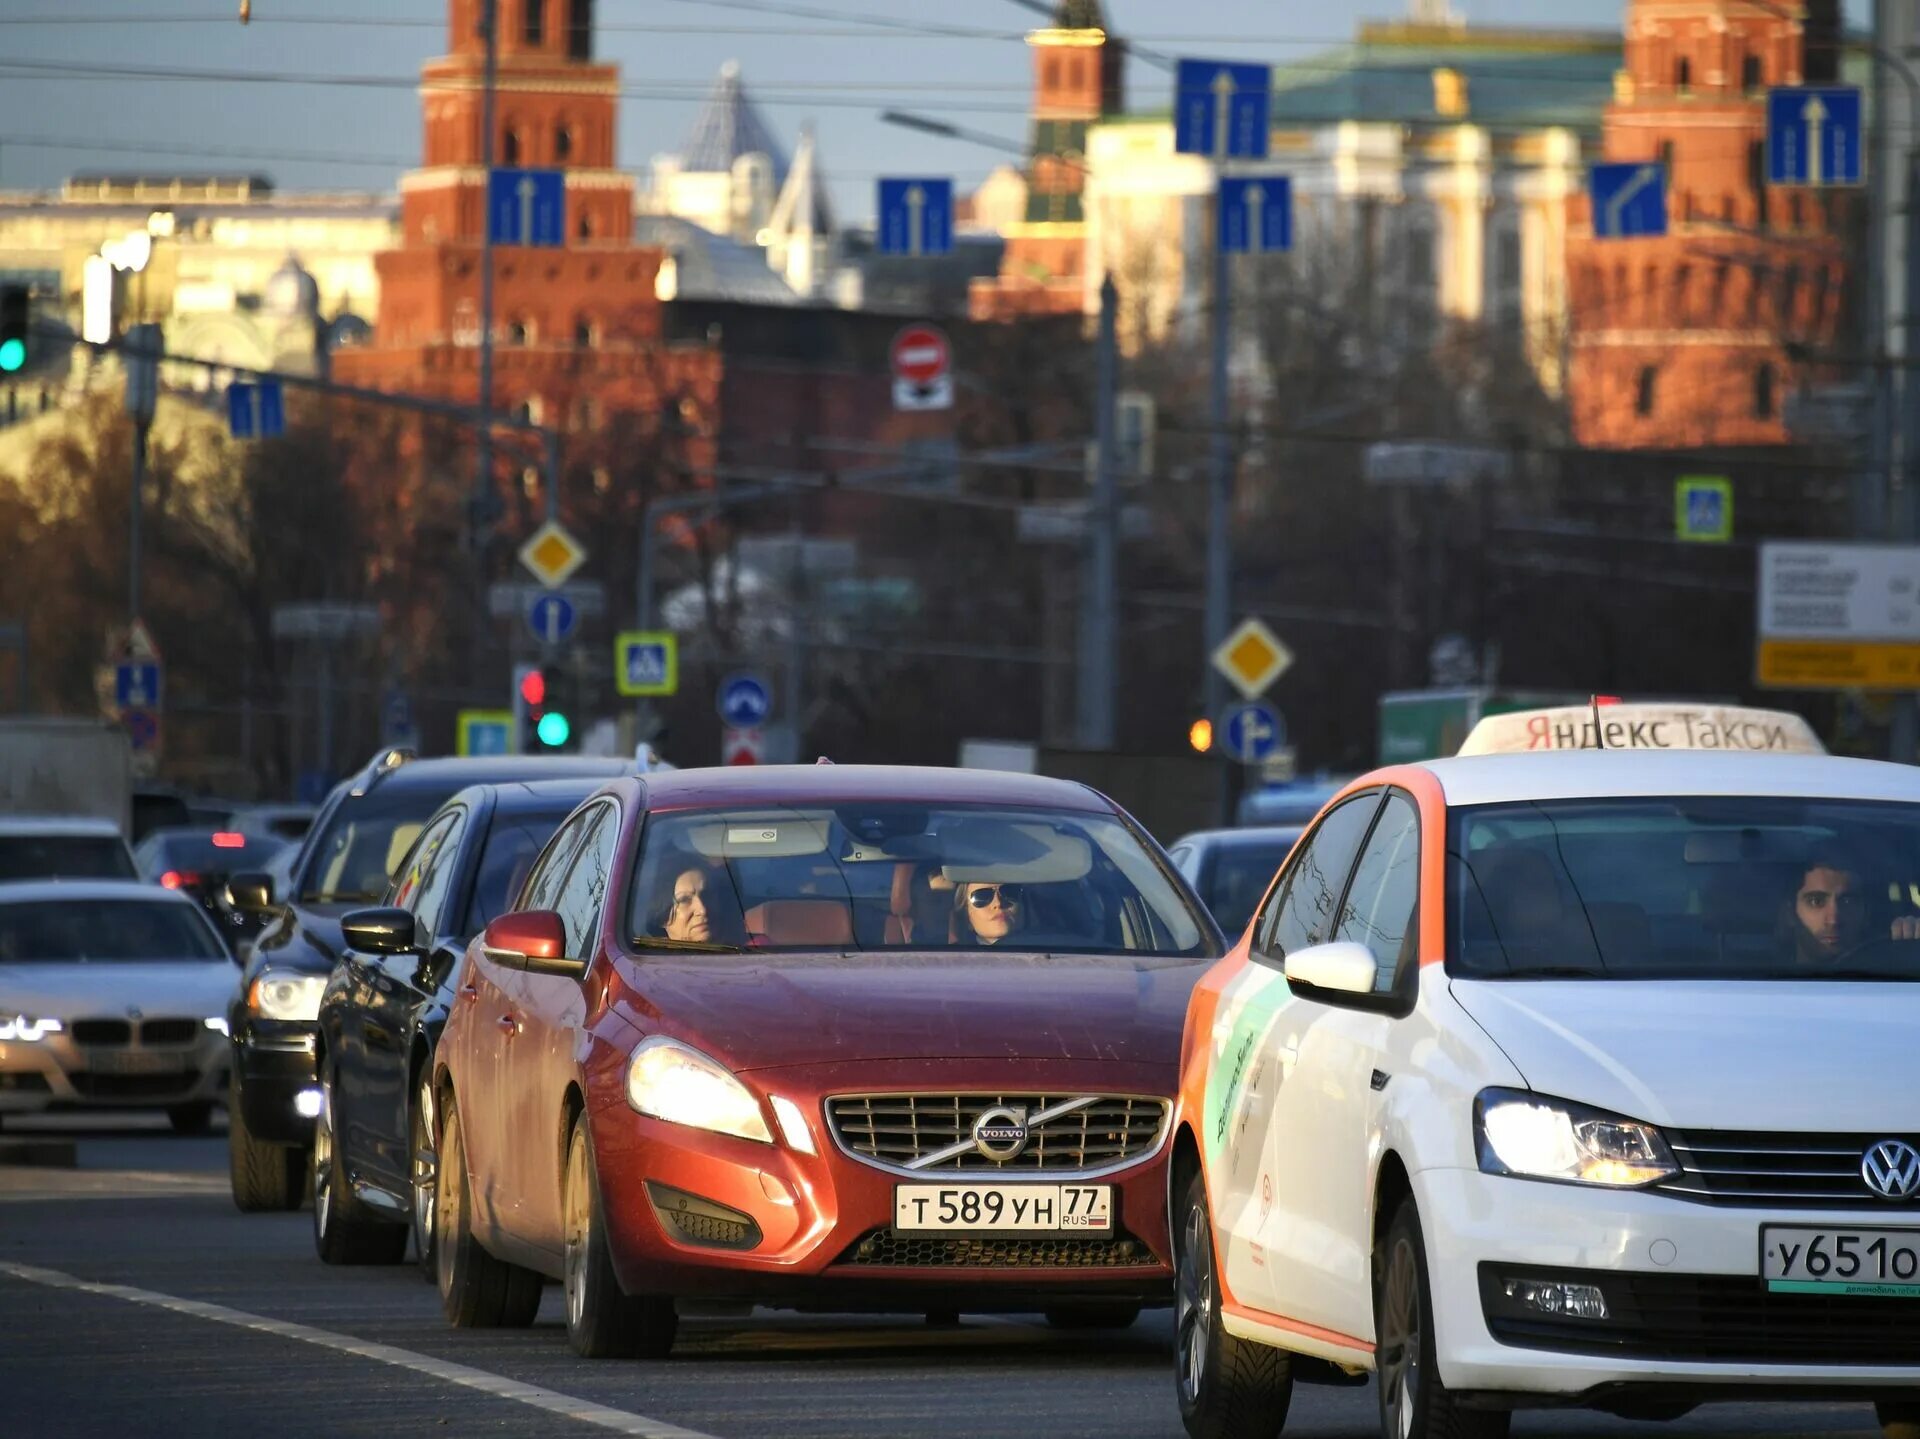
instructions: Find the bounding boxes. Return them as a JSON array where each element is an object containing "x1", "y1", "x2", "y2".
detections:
[{"x1": 1169, "y1": 706, "x2": 1920, "y2": 1439}]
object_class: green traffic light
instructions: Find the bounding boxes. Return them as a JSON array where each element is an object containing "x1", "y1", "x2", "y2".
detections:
[
  {"x1": 0, "y1": 339, "x2": 23, "y2": 373},
  {"x1": 537, "y1": 712, "x2": 571, "y2": 747}
]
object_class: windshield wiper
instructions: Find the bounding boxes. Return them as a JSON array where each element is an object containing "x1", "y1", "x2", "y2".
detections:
[
  {"x1": 630, "y1": 937, "x2": 744, "y2": 954},
  {"x1": 1504, "y1": 966, "x2": 1612, "y2": 979}
]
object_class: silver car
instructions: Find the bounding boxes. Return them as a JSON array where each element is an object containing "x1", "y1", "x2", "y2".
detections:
[{"x1": 0, "y1": 880, "x2": 236, "y2": 1133}]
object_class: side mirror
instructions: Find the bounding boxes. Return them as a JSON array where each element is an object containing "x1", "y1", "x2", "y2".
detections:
[
  {"x1": 482, "y1": 910, "x2": 585, "y2": 980},
  {"x1": 1283, "y1": 941, "x2": 1379, "y2": 998},
  {"x1": 226, "y1": 872, "x2": 275, "y2": 914},
  {"x1": 342, "y1": 907, "x2": 421, "y2": 957}
]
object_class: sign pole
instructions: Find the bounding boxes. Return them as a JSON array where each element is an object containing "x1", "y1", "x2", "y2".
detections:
[
  {"x1": 475, "y1": 0, "x2": 498, "y2": 555},
  {"x1": 1205, "y1": 146, "x2": 1234, "y2": 823},
  {"x1": 1894, "y1": 147, "x2": 1920, "y2": 761},
  {"x1": 129, "y1": 415, "x2": 147, "y2": 629},
  {"x1": 1076, "y1": 275, "x2": 1119, "y2": 749}
]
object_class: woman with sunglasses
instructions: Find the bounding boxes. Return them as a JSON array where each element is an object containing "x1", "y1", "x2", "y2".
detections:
[{"x1": 955, "y1": 880, "x2": 1025, "y2": 946}]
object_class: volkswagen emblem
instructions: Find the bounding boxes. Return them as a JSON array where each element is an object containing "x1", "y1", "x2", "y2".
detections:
[
  {"x1": 971, "y1": 1105, "x2": 1030, "y2": 1162},
  {"x1": 1861, "y1": 1139, "x2": 1920, "y2": 1201}
]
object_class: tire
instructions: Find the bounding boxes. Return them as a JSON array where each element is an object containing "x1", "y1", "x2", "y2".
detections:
[
  {"x1": 563, "y1": 1115, "x2": 677, "y2": 1358},
  {"x1": 167, "y1": 1102, "x2": 214, "y2": 1135},
  {"x1": 1045, "y1": 1302, "x2": 1143, "y2": 1331},
  {"x1": 228, "y1": 1075, "x2": 304, "y2": 1213},
  {"x1": 1174, "y1": 1167, "x2": 1293, "y2": 1439},
  {"x1": 435, "y1": 1094, "x2": 542, "y2": 1328},
  {"x1": 1878, "y1": 1400, "x2": 1920, "y2": 1439},
  {"x1": 1375, "y1": 1198, "x2": 1509, "y2": 1439},
  {"x1": 312, "y1": 1069, "x2": 407, "y2": 1266},
  {"x1": 409, "y1": 1066, "x2": 438, "y2": 1281}
]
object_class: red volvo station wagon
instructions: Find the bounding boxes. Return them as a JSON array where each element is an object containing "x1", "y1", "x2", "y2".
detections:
[{"x1": 431, "y1": 764, "x2": 1222, "y2": 1357}]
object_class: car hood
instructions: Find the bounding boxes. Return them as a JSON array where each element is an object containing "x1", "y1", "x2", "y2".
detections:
[
  {"x1": 1450, "y1": 979, "x2": 1920, "y2": 1132},
  {"x1": 250, "y1": 902, "x2": 352, "y2": 974},
  {"x1": 0, "y1": 961, "x2": 240, "y2": 1021},
  {"x1": 621, "y1": 950, "x2": 1210, "y2": 1072}
]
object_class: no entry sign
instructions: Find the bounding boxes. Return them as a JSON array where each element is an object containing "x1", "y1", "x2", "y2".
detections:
[{"x1": 891, "y1": 324, "x2": 953, "y2": 412}]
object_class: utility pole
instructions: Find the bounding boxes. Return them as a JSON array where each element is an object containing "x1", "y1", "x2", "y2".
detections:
[
  {"x1": 1076, "y1": 275, "x2": 1120, "y2": 749},
  {"x1": 1203, "y1": 133, "x2": 1234, "y2": 813},
  {"x1": 123, "y1": 323, "x2": 160, "y2": 628}
]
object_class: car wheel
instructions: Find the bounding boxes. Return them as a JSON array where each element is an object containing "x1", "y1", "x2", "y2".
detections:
[
  {"x1": 167, "y1": 1102, "x2": 214, "y2": 1135},
  {"x1": 1376, "y1": 1198, "x2": 1509, "y2": 1439},
  {"x1": 410, "y1": 1067, "x2": 437, "y2": 1282},
  {"x1": 563, "y1": 1115, "x2": 676, "y2": 1358},
  {"x1": 1175, "y1": 1167, "x2": 1293, "y2": 1439},
  {"x1": 1878, "y1": 1401, "x2": 1920, "y2": 1439},
  {"x1": 435, "y1": 1094, "x2": 542, "y2": 1328},
  {"x1": 228, "y1": 1074, "x2": 304, "y2": 1213},
  {"x1": 312, "y1": 1069, "x2": 406, "y2": 1266},
  {"x1": 1044, "y1": 1303, "x2": 1142, "y2": 1330}
]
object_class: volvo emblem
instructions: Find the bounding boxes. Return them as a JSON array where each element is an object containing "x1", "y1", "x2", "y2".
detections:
[
  {"x1": 1862, "y1": 1140, "x2": 1920, "y2": 1201},
  {"x1": 971, "y1": 1105, "x2": 1030, "y2": 1162}
]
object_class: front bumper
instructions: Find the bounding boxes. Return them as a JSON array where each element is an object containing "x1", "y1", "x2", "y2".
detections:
[
  {"x1": 1419, "y1": 1166, "x2": 1920, "y2": 1400},
  {"x1": 231, "y1": 1020, "x2": 318, "y2": 1144},
  {"x1": 0, "y1": 1029, "x2": 227, "y2": 1114}
]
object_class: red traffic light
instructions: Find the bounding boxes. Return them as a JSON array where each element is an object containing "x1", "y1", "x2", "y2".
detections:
[{"x1": 518, "y1": 669, "x2": 547, "y2": 706}]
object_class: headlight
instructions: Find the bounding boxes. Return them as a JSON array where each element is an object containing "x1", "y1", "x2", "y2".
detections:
[
  {"x1": 1475, "y1": 1088, "x2": 1677, "y2": 1188},
  {"x1": 204, "y1": 1017, "x2": 229, "y2": 1037},
  {"x1": 248, "y1": 971, "x2": 326, "y2": 1023},
  {"x1": 625, "y1": 1037, "x2": 771, "y2": 1144},
  {"x1": 0, "y1": 1015, "x2": 63, "y2": 1043}
]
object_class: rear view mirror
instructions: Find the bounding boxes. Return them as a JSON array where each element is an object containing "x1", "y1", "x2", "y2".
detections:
[
  {"x1": 225, "y1": 872, "x2": 275, "y2": 914},
  {"x1": 1283, "y1": 941, "x2": 1379, "y2": 997},
  {"x1": 482, "y1": 910, "x2": 585, "y2": 980},
  {"x1": 342, "y1": 907, "x2": 421, "y2": 957}
]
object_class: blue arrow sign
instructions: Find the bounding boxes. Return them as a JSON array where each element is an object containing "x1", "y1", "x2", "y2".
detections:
[
  {"x1": 1767, "y1": 86, "x2": 1863, "y2": 188},
  {"x1": 1590, "y1": 162, "x2": 1668, "y2": 239},
  {"x1": 526, "y1": 592, "x2": 577, "y2": 646},
  {"x1": 717, "y1": 672, "x2": 773, "y2": 728},
  {"x1": 877, "y1": 178, "x2": 954, "y2": 257},
  {"x1": 488, "y1": 167, "x2": 567, "y2": 247},
  {"x1": 1222, "y1": 701, "x2": 1285, "y2": 765},
  {"x1": 115, "y1": 660, "x2": 161, "y2": 711},
  {"x1": 227, "y1": 380, "x2": 285, "y2": 440},
  {"x1": 1175, "y1": 59, "x2": 1272, "y2": 160},
  {"x1": 1219, "y1": 176, "x2": 1292, "y2": 254},
  {"x1": 123, "y1": 707, "x2": 159, "y2": 753}
]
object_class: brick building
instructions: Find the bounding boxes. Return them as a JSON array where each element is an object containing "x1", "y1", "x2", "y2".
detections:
[{"x1": 1566, "y1": 0, "x2": 1854, "y2": 448}]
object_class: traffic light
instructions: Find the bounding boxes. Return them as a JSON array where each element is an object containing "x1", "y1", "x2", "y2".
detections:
[
  {"x1": 535, "y1": 662, "x2": 574, "y2": 750},
  {"x1": 512, "y1": 662, "x2": 543, "y2": 753},
  {"x1": 1188, "y1": 717, "x2": 1215, "y2": 754},
  {"x1": 0, "y1": 285, "x2": 29, "y2": 374}
]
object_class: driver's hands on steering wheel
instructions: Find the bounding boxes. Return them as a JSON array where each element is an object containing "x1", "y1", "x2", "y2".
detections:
[{"x1": 1892, "y1": 915, "x2": 1920, "y2": 941}]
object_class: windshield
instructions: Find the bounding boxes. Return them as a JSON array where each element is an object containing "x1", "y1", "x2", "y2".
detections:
[
  {"x1": 0, "y1": 900, "x2": 226, "y2": 962},
  {"x1": 463, "y1": 810, "x2": 572, "y2": 938},
  {"x1": 1204, "y1": 838, "x2": 1299, "y2": 937},
  {"x1": 0, "y1": 835, "x2": 136, "y2": 881},
  {"x1": 138, "y1": 832, "x2": 282, "y2": 877},
  {"x1": 297, "y1": 791, "x2": 440, "y2": 904},
  {"x1": 626, "y1": 803, "x2": 1213, "y2": 956},
  {"x1": 1449, "y1": 797, "x2": 1920, "y2": 981}
]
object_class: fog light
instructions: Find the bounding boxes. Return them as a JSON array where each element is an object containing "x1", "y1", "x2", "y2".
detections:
[
  {"x1": 294, "y1": 1087, "x2": 322, "y2": 1119},
  {"x1": 1503, "y1": 1278, "x2": 1609, "y2": 1319}
]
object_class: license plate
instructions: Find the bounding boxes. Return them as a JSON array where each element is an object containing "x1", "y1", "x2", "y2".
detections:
[
  {"x1": 894, "y1": 1183, "x2": 1112, "y2": 1233},
  {"x1": 1762, "y1": 1225, "x2": 1920, "y2": 1296},
  {"x1": 88, "y1": 1051, "x2": 191, "y2": 1076}
]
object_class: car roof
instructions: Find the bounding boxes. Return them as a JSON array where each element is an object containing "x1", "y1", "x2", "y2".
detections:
[
  {"x1": 633, "y1": 764, "x2": 1110, "y2": 812},
  {"x1": 448, "y1": 777, "x2": 629, "y2": 819},
  {"x1": 364, "y1": 757, "x2": 635, "y2": 793},
  {"x1": 0, "y1": 817, "x2": 126, "y2": 838},
  {"x1": 0, "y1": 879, "x2": 196, "y2": 904},
  {"x1": 1415, "y1": 751, "x2": 1920, "y2": 808}
]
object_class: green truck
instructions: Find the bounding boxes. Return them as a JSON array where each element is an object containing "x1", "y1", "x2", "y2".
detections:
[{"x1": 1376, "y1": 688, "x2": 1586, "y2": 765}]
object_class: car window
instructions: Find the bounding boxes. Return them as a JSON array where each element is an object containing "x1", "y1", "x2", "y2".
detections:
[
  {"x1": 388, "y1": 814, "x2": 455, "y2": 911},
  {"x1": 0, "y1": 900, "x2": 226, "y2": 962},
  {"x1": 519, "y1": 811, "x2": 594, "y2": 914},
  {"x1": 0, "y1": 835, "x2": 137, "y2": 881},
  {"x1": 462, "y1": 808, "x2": 576, "y2": 938},
  {"x1": 299, "y1": 788, "x2": 447, "y2": 904},
  {"x1": 1205, "y1": 841, "x2": 1299, "y2": 940},
  {"x1": 1333, "y1": 792, "x2": 1420, "y2": 992},
  {"x1": 407, "y1": 810, "x2": 471, "y2": 939},
  {"x1": 552, "y1": 804, "x2": 618, "y2": 958},
  {"x1": 1256, "y1": 795, "x2": 1380, "y2": 961}
]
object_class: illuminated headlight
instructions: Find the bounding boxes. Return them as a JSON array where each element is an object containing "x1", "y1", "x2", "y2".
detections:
[
  {"x1": 1475, "y1": 1088, "x2": 1678, "y2": 1188},
  {"x1": 204, "y1": 1017, "x2": 229, "y2": 1037},
  {"x1": 625, "y1": 1037, "x2": 771, "y2": 1144},
  {"x1": 0, "y1": 1015, "x2": 64, "y2": 1043},
  {"x1": 249, "y1": 971, "x2": 326, "y2": 1023}
]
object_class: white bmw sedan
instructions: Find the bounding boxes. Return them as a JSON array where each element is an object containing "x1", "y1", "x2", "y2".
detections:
[
  {"x1": 0, "y1": 880, "x2": 236, "y2": 1133},
  {"x1": 1173, "y1": 750, "x2": 1920, "y2": 1439}
]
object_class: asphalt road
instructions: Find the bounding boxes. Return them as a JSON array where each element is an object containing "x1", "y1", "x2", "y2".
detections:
[{"x1": 0, "y1": 1114, "x2": 1892, "y2": 1439}]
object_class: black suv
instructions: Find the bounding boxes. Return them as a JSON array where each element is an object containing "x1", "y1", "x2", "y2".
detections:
[{"x1": 222, "y1": 749, "x2": 637, "y2": 1212}]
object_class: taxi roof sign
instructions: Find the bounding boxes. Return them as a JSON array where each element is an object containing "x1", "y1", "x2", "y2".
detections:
[{"x1": 1457, "y1": 702, "x2": 1825, "y2": 757}]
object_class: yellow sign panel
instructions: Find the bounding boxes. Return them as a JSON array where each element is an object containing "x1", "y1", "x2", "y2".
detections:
[
  {"x1": 1211, "y1": 618, "x2": 1293, "y2": 699},
  {"x1": 455, "y1": 708, "x2": 515, "y2": 757},
  {"x1": 1756, "y1": 639, "x2": 1920, "y2": 690},
  {"x1": 517, "y1": 520, "x2": 588, "y2": 589}
]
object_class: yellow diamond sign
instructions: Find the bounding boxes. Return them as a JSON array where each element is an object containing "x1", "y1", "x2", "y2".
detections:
[
  {"x1": 1212, "y1": 617, "x2": 1292, "y2": 699},
  {"x1": 518, "y1": 520, "x2": 587, "y2": 589}
]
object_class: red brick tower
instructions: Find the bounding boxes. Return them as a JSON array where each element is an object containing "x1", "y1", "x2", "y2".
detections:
[{"x1": 1566, "y1": 0, "x2": 1852, "y2": 448}]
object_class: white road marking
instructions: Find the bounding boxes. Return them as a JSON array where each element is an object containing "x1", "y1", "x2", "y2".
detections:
[{"x1": 0, "y1": 1261, "x2": 719, "y2": 1439}]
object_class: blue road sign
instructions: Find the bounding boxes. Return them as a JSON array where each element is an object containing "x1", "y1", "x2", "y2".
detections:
[
  {"x1": 1590, "y1": 162, "x2": 1668, "y2": 239},
  {"x1": 227, "y1": 380, "x2": 285, "y2": 440},
  {"x1": 1676, "y1": 475, "x2": 1733, "y2": 543},
  {"x1": 615, "y1": 631, "x2": 678, "y2": 697},
  {"x1": 1767, "y1": 86, "x2": 1863, "y2": 188},
  {"x1": 526, "y1": 592, "x2": 578, "y2": 646},
  {"x1": 123, "y1": 707, "x2": 159, "y2": 754},
  {"x1": 1220, "y1": 176, "x2": 1292, "y2": 254},
  {"x1": 877, "y1": 178, "x2": 954, "y2": 257},
  {"x1": 1222, "y1": 701, "x2": 1285, "y2": 766},
  {"x1": 487, "y1": 167, "x2": 567, "y2": 247},
  {"x1": 717, "y1": 672, "x2": 773, "y2": 728},
  {"x1": 382, "y1": 689, "x2": 415, "y2": 744},
  {"x1": 115, "y1": 660, "x2": 161, "y2": 711},
  {"x1": 1175, "y1": 59, "x2": 1272, "y2": 160}
]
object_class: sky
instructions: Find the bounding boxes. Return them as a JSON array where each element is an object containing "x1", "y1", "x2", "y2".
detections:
[{"x1": 0, "y1": 1, "x2": 1875, "y2": 225}]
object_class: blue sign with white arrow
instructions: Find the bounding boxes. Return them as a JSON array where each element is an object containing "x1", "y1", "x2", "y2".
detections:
[
  {"x1": 1767, "y1": 86, "x2": 1863, "y2": 188},
  {"x1": 1220, "y1": 176, "x2": 1292, "y2": 254},
  {"x1": 1222, "y1": 701, "x2": 1285, "y2": 766},
  {"x1": 227, "y1": 380, "x2": 285, "y2": 440},
  {"x1": 115, "y1": 660, "x2": 161, "y2": 711},
  {"x1": 877, "y1": 178, "x2": 954, "y2": 257},
  {"x1": 526, "y1": 592, "x2": 577, "y2": 646},
  {"x1": 717, "y1": 672, "x2": 773, "y2": 728},
  {"x1": 1175, "y1": 59, "x2": 1271, "y2": 160},
  {"x1": 488, "y1": 167, "x2": 567, "y2": 247},
  {"x1": 1590, "y1": 162, "x2": 1668, "y2": 239}
]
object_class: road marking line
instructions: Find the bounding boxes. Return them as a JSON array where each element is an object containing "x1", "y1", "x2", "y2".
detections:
[{"x1": 0, "y1": 1261, "x2": 718, "y2": 1439}]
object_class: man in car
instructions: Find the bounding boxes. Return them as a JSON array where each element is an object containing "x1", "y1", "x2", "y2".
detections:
[{"x1": 1780, "y1": 850, "x2": 1920, "y2": 963}]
